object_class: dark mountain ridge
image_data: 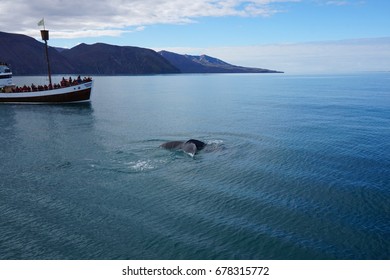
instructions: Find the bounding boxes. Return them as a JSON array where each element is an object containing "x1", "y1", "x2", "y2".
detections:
[
  {"x1": 159, "y1": 51, "x2": 282, "y2": 73},
  {"x1": 0, "y1": 31, "x2": 75, "y2": 75},
  {"x1": 0, "y1": 31, "x2": 282, "y2": 75},
  {"x1": 0, "y1": 31, "x2": 179, "y2": 75},
  {"x1": 61, "y1": 43, "x2": 179, "y2": 75}
]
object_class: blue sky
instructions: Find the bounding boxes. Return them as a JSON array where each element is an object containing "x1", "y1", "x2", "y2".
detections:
[
  {"x1": 1, "y1": 0, "x2": 389, "y2": 73},
  {"x1": 120, "y1": 1, "x2": 390, "y2": 48}
]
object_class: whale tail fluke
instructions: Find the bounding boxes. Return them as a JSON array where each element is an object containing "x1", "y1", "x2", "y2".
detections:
[
  {"x1": 182, "y1": 142, "x2": 197, "y2": 157},
  {"x1": 186, "y1": 139, "x2": 206, "y2": 151},
  {"x1": 161, "y1": 139, "x2": 207, "y2": 157}
]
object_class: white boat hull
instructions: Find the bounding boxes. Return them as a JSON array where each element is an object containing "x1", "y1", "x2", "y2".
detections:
[{"x1": 0, "y1": 81, "x2": 93, "y2": 104}]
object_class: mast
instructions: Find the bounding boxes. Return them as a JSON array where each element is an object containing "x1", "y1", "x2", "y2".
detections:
[{"x1": 40, "y1": 27, "x2": 52, "y2": 86}]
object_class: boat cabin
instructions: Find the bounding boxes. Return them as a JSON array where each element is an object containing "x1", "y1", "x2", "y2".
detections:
[{"x1": 0, "y1": 62, "x2": 14, "y2": 91}]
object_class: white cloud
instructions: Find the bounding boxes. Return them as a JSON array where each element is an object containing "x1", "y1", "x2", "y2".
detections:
[
  {"x1": 0, "y1": 0, "x2": 299, "y2": 39},
  {"x1": 158, "y1": 37, "x2": 390, "y2": 74}
]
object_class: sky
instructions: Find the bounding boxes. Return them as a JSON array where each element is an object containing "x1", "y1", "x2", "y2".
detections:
[{"x1": 1, "y1": 0, "x2": 389, "y2": 74}]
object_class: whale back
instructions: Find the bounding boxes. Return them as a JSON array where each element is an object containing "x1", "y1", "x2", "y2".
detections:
[{"x1": 160, "y1": 141, "x2": 184, "y2": 149}]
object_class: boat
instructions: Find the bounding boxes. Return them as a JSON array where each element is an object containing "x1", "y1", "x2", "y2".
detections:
[{"x1": 0, "y1": 27, "x2": 93, "y2": 104}]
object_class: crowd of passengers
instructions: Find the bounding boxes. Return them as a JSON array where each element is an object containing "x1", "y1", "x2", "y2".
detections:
[{"x1": 1, "y1": 76, "x2": 92, "y2": 93}]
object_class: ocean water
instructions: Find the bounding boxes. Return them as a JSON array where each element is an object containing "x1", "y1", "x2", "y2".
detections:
[{"x1": 0, "y1": 73, "x2": 389, "y2": 260}]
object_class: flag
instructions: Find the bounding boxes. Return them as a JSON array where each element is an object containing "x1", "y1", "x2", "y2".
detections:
[{"x1": 37, "y1": 18, "x2": 45, "y2": 27}]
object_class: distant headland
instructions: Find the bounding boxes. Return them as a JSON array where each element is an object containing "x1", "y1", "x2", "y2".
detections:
[{"x1": 0, "y1": 31, "x2": 283, "y2": 75}]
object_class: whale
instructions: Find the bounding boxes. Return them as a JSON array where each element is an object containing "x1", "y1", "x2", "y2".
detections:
[{"x1": 160, "y1": 139, "x2": 207, "y2": 157}]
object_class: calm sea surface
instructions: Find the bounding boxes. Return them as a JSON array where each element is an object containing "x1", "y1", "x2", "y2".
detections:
[{"x1": 1, "y1": 74, "x2": 389, "y2": 259}]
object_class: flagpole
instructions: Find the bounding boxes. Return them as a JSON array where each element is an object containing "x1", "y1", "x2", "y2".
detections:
[
  {"x1": 42, "y1": 34, "x2": 52, "y2": 86},
  {"x1": 38, "y1": 18, "x2": 52, "y2": 86}
]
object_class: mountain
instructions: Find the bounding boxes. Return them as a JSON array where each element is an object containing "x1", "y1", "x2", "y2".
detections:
[
  {"x1": 0, "y1": 31, "x2": 179, "y2": 75},
  {"x1": 61, "y1": 43, "x2": 179, "y2": 75},
  {"x1": 0, "y1": 31, "x2": 282, "y2": 75},
  {"x1": 0, "y1": 31, "x2": 75, "y2": 75},
  {"x1": 159, "y1": 50, "x2": 282, "y2": 73}
]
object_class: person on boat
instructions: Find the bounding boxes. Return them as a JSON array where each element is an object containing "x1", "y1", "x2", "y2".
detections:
[
  {"x1": 31, "y1": 83, "x2": 37, "y2": 91},
  {"x1": 61, "y1": 77, "x2": 67, "y2": 87}
]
